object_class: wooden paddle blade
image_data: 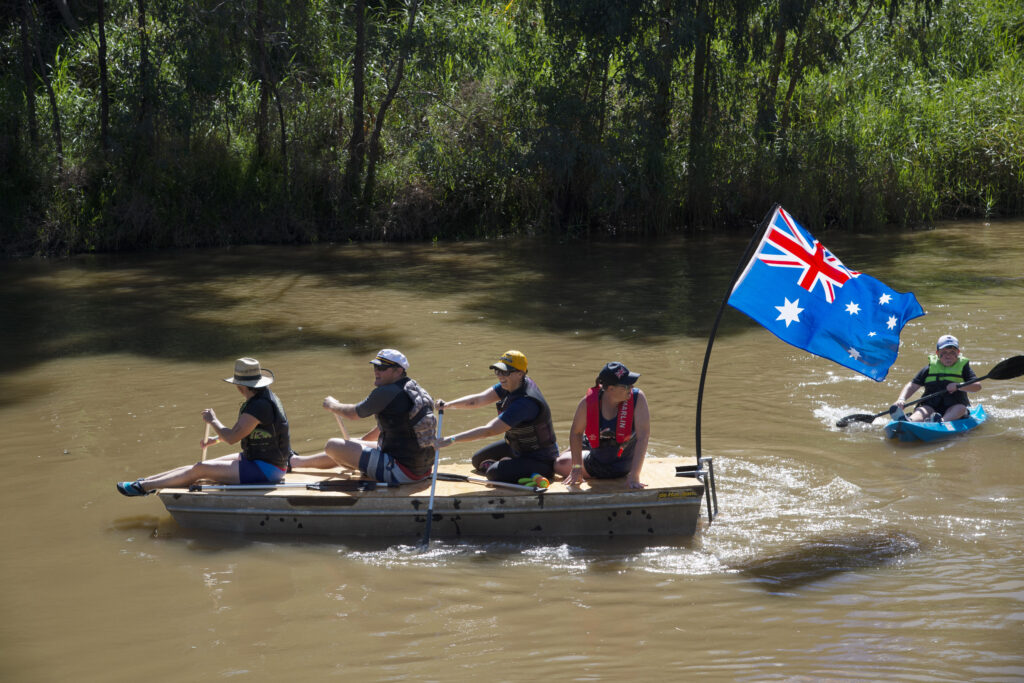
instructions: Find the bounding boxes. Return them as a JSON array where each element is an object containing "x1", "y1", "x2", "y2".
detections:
[{"x1": 986, "y1": 355, "x2": 1024, "y2": 380}]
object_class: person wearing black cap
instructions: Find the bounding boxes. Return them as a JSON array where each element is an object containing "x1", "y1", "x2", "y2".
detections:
[
  {"x1": 894, "y1": 334, "x2": 982, "y2": 423},
  {"x1": 553, "y1": 362, "x2": 651, "y2": 489},
  {"x1": 289, "y1": 349, "x2": 438, "y2": 484},
  {"x1": 435, "y1": 350, "x2": 559, "y2": 485},
  {"x1": 116, "y1": 357, "x2": 292, "y2": 496}
]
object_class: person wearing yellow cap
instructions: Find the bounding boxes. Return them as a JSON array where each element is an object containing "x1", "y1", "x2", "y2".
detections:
[
  {"x1": 894, "y1": 334, "x2": 982, "y2": 423},
  {"x1": 435, "y1": 350, "x2": 559, "y2": 485},
  {"x1": 290, "y1": 349, "x2": 438, "y2": 484},
  {"x1": 553, "y1": 362, "x2": 651, "y2": 489}
]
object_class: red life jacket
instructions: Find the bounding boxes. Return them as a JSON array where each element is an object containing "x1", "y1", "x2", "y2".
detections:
[{"x1": 584, "y1": 386, "x2": 635, "y2": 457}]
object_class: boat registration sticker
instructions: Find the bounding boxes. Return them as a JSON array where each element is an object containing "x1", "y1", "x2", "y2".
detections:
[{"x1": 658, "y1": 490, "x2": 698, "y2": 499}]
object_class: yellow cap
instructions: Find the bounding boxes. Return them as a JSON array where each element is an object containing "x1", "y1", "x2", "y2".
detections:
[{"x1": 490, "y1": 349, "x2": 528, "y2": 373}]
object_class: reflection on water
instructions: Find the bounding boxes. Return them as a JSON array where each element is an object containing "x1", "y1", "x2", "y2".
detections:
[
  {"x1": 3, "y1": 220, "x2": 1024, "y2": 681},
  {"x1": 736, "y1": 528, "x2": 922, "y2": 593}
]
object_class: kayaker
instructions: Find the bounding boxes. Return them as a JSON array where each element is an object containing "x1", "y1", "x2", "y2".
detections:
[
  {"x1": 289, "y1": 349, "x2": 437, "y2": 485},
  {"x1": 894, "y1": 335, "x2": 982, "y2": 422},
  {"x1": 116, "y1": 357, "x2": 292, "y2": 496},
  {"x1": 553, "y1": 362, "x2": 651, "y2": 489},
  {"x1": 434, "y1": 350, "x2": 558, "y2": 486}
]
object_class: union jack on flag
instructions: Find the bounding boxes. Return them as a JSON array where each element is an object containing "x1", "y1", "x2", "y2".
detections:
[
  {"x1": 728, "y1": 206, "x2": 924, "y2": 381},
  {"x1": 758, "y1": 207, "x2": 858, "y2": 303}
]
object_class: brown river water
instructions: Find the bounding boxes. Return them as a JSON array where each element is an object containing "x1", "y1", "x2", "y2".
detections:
[{"x1": 2, "y1": 220, "x2": 1023, "y2": 681}]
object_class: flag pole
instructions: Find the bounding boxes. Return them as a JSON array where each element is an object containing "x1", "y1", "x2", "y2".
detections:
[{"x1": 694, "y1": 204, "x2": 778, "y2": 462}]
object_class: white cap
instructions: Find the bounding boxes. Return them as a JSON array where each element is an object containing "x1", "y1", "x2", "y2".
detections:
[
  {"x1": 370, "y1": 348, "x2": 409, "y2": 369},
  {"x1": 936, "y1": 334, "x2": 959, "y2": 350}
]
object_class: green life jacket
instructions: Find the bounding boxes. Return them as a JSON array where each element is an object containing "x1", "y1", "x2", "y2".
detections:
[{"x1": 923, "y1": 354, "x2": 969, "y2": 388}]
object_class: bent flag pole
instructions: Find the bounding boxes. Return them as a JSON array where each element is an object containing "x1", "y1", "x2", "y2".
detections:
[{"x1": 727, "y1": 205, "x2": 924, "y2": 381}]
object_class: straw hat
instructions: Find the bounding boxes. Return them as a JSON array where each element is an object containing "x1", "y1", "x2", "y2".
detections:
[{"x1": 223, "y1": 357, "x2": 275, "y2": 388}]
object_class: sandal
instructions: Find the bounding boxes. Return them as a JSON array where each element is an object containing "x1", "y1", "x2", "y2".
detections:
[{"x1": 476, "y1": 459, "x2": 496, "y2": 474}]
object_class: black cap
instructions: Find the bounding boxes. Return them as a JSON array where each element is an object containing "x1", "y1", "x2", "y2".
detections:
[{"x1": 596, "y1": 362, "x2": 639, "y2": 386}]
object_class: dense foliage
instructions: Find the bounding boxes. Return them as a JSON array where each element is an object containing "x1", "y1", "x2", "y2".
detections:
[{"x1": 2, "y1": 0, "x2": 1022, "y2": 255}]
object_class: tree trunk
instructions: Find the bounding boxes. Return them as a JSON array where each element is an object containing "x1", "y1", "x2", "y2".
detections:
[
  {"x1": 98, "y1": 0, "x2": 110, "y2": 152},
  {"x1": 255, "y1": 0, "x2": 269, "y2": 160},
  {"x1": 686, "y1": 0, "x2": 712, "y2": 226},
  {"x1": 756, "y1": 18, "x2": 788, "y2": 139},
  {"x1": 137, "y1": 0, "x2": 154, "y2": 150},
  {"x1": 20, "y1": 0, "x2": 38, "y2": 146},
  {"x1": 343, "y1": 0, "x2": 366, "y2": 204},
  {"x1": 362, "y1": 0, "x2": 420, "y2": 212}
]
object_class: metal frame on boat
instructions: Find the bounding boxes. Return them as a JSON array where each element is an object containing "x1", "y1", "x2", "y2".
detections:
[{"x1": 157, "y1": 457, "x2": 715, "y2": 540}]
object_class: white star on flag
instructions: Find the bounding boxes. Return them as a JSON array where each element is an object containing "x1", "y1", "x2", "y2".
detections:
[
  {"x1": 848, "y1": 347, "x2": 862, "y2": 360},
  {"x1": 878, "y1": 293, "x2": 892, "y2": 305},
  {"x1": 775, "y1": 298, "x2": 803, "y2": 327},
  {"x1": 845, "y1": 302, "x2": 861, "y2": 315},
  {"x1": 887, "y1": 315, "x2": 898, "y2": 330}
]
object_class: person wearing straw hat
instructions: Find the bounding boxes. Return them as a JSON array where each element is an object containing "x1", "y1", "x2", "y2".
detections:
[
  {"x1": 434, "y1": 350, "x2": 558, "y2": 486},
  {"x1": 289, "y1": 349, "x2": 437, "y2": 485},
  {"x1": 894, "y1": 334, "x2": 982, "y2": 423},
  {"x1": 553, "y1": 362, "x2": 651, "y2": 489},
  {"x1": 116, "y1": 358, "x2": 293, "y2": 496}
]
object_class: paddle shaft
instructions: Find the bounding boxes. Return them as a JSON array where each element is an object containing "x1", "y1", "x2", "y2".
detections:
[
  {"x1": 420, "y1": 408, "x2": 444, "y2": 549},
  {"x1": 434, "y1": 472, "x2": 543, "y2": 492},
  {"x1": 202, "y1": 423, "x2": 211, "y2": 461},
  {"x1": 189, "y1": 480, "x2": 396, "y2": 491},
  {"x1": 334, "y1": 412, "x2": 349, "y2": 439}
]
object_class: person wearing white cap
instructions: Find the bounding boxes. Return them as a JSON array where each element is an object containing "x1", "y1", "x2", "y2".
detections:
[
  {"x1": 289, "y1": 349, "x2": 438, "y2": 485},
  {"x1": 116, "y1": 358, "x2": 293, "y2": 496},
  {"x1": 894, "y1": 334, "x2": 982, "y2": 423}
]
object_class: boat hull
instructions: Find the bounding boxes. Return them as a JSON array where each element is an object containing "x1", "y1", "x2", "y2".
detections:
[
  {"x1": 884, "y1": 404, "x2": 987, "y2": 443},
  {"x1": 156, "y1": 458, "x2": 707, "y2": 540}
]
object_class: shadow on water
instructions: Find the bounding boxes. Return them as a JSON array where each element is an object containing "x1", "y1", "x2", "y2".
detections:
[
  {"x1": 4, "y1": 225, "x2": 1017, "y2": 379},
  {"x1": 735, "y1": 528, "x2": 922, "y2": 593}
]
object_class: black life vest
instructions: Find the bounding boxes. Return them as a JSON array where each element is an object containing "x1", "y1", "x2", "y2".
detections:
[
  {"x1": 239, "y1": 389, "x2": 291, "y2": 469},
  {"x1": 376, "y1": 376, "x2": 436, "y2": 476},
  {"x1": 497, "y1": 377, "x2": 558, "y2": 458}
]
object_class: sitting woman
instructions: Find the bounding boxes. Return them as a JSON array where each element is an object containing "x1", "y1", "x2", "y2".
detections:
[
  {"x1": 553, "y1": 362, "x2": 651, "y2": 489},
  {"x1": 116, "y1": 358, "x2": 292, "y2": 496}
]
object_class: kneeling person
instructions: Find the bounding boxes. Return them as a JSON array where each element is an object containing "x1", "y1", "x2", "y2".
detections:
[{"x1": 290, "y1": 349, "x2": 436, "y2": 485}]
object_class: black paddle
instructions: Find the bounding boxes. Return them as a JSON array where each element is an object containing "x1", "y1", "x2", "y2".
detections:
[{"x1": 836, "y1": 355, "x2": 1024, "y2": 428}]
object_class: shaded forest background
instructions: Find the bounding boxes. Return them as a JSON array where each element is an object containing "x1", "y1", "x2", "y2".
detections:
[{"x1": 1, "y1": 0, "x2": 1022, "y2": 256}]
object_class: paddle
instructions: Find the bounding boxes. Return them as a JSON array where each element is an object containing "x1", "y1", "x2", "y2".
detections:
[
  {"x1": 435, "y1": 472, "x2": 546, "y2": 493},
  {"x1": 419, "y1": 407, "x2": 444, "y2": 550},
  {"x1": 189, "y1": 479, "x2": 394, "y2": 492},
  {"x1": 836, "y1": 354, "x2": 1024, "y2": 428}
]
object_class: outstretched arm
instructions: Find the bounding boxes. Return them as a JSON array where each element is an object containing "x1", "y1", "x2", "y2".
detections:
[{"x1": 437, "y1": 386, "x2": 500, "y2": 411}]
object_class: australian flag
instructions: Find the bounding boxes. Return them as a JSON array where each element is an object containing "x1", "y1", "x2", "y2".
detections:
[{"x1": 728, "y1": 206, "x2": 924, "y2": 381}]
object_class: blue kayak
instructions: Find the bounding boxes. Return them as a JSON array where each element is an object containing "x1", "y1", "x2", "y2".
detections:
[{"x1": 884, "y1": 404, "x2": 987, "y2": 443}]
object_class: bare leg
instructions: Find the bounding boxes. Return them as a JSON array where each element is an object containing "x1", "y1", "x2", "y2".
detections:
[
  {"x1": 137, "y1": 457, "x2": 242, "y2": 492},
  {"x1": 942, "y1": 404, "x2": 968, "y2": 421},
  {"x1": 288, "y1": 453, "x2": 339, "y2": 469},
  {"x1": 554, "y1": 451, "x2": 591, "y2": 479}
]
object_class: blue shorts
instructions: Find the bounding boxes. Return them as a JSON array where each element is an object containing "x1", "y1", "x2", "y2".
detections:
[
  {"x1": 238, "y1": 458, "x2": 287, "y2": 485},
  {"x1": 358, "y1": 447, "x2": 429, "y2": 485}
]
